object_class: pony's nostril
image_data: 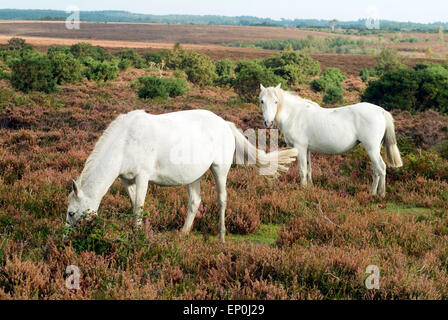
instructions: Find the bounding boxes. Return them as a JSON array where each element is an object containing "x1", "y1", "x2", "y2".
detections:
[{"x1": 69, "y1": 212, "x2": 75, "y2": 217}]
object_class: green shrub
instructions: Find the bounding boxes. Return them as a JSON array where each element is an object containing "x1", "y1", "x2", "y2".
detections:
[
  {"x1": 262, "y1": 51, "x2": 321, "y2": 85},
  {"x1": 5, "y1": 37, "x2": 31, "y2": 51},
  {"x1": 323, "y1": 84, "x2": 344, "y2": 104},
  {"x1": 173, "y1": 70, "x2": 188, "y2": 80},
  {"x1": 10, "y1": 54, "x2": 57, "y2": 93},
  {"x1": 374, "y1": 48, "x2": 406, "y2": 76},
  {"x1": 437, "y1": 140, "x2": 448, "y2": 160},
  {"x1": 135, "y1": 76, "x2": 188, "y2": 99},
  {"x1": 362, "y1": 63, "x2": 448, "y2": 113},
  {"x1": 47, "y1": 51, "x2": 83, "y2": 84},
  {"x1": 70, "y1": 43, "x2": 113, "y2": 62},
  {"x1": 115, "y1": 49, "x2": 146, "y2": 68},
  {"x1": 311, "y1": 68, "x2": 346, "y2": 92},
  {"x1": 360, "y1": 68, "x2": 378, "y2": 82},
  {"x1": 145, "y1": 51, "x2": 167, "y2": 64},
  {"x1": 215, "y1": 58, "x2": 236, "y2": 87},
  {"x1": 234, "y1": 60, "x2": 287, "y2": 102},
  {"x1": 47, "y1": 45, "x2": 71, "y2": 55},
  {"x1": 83, "y1": 57, "x2": 119, "y2": 82},
  {"x1": 164, "y1": 46, "x2": 216, "y2": 86},
  {"x1": 118, "y1": 58, "x2": 133, "y2": 71}
]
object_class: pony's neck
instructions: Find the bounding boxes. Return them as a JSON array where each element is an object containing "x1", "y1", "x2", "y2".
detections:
[
  {"x1": 78, "y1": 148, "x2": 121, "y2": 211},
  {"x1": 275, "y1": 91, "x2": 319, "y2": 129}
]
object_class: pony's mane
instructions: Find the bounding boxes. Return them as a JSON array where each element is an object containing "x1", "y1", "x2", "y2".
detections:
[
  {"x1": 280, "y1": 89, "x2": 321, "y2": 109},
  {"x1": 78, "y1": 113, "x2": 129, "y2": 185}
]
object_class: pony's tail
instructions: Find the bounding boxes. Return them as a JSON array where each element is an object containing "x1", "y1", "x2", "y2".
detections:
[
  {"x1": 226, "y1": 121, "x2": 298, "y2": 176},
  {"x1": 383, "y1": 111, "x2": 403, "y2": 168}
]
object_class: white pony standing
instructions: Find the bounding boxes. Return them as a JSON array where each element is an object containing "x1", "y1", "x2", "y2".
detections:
[
  {"x1": 259, "y1": 84, "x2": 403, "y2": 198},
  {"x1": 66, "y1": 109, "x2": 298, "y2": 242}
]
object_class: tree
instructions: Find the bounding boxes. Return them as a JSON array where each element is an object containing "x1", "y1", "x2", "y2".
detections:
[{"x1": 330, "y1": 19, "x2": 339, "y2": 32}]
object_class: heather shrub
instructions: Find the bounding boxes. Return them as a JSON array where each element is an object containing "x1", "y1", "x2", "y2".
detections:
[
  {"x1": 397, "y1": 150, "x2": 448, "y2": 180},
  {"x1": 262, "y1": 51, "x2": 321, "y2": 85},
  {"x1": 135, "y1": 75, "x2": 188, "y2": 99},
  {"x1": 115, "y1": 49, "x2": 146, "y2": 69},
  {"x1": 234, "y1": 60, "x2": 287, "y2": 102},
  {"x1": 83, "y1": 57, "x2": 119, "y2": 82},
  {"x1": 10, "y1": 54, "x2": 57, "y2": 93}
]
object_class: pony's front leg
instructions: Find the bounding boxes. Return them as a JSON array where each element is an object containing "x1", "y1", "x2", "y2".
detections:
[
  {"x1": 211, "y1": 164, "x2": 229, "y2": 244},
  {"x1": 296, "y1": 147, "x2": 308, "y2": 187},
  {"x1": 133, "y1": 175, "x2": 149, "y2": 227},
  {"x1": 307, "y1": 150, "x2": 313, "y2": 185},
  {"x1": 181, "y1": 179, "x2": 201, "y2": 235}
]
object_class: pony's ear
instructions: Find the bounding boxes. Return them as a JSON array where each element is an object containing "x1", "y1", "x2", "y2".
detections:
[
  {"x1": 260, "y1": 83, "x2": 265, "y2": 91},
  {"x1": 72, "y1": 179, "x2": 79, "y2": 197},
  {"x1": 275, "y1": 83, "x2": 281, "y2": 89}
]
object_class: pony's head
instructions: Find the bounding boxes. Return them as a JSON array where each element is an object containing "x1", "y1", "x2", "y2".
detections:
[
  {"x1": 66, "y1": 180, "x2": 97, "y2": 227},
  {"x1": 259, "y1": 83, "x2": 283, "y2": 128}
]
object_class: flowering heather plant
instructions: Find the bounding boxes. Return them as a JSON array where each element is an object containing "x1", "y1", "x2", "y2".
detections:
[{"x1": 0, "y1": 57, "x2": 448, "y2": 299}]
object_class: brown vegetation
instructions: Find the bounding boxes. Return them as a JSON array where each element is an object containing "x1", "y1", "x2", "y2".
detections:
[{"x1": 1, "y1": 62, "x2": 448, "y2": 299}]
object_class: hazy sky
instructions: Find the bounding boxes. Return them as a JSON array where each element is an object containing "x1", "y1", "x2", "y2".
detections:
[{"x1": 3, "y1": 0, "x2": 448, "y2": 23}]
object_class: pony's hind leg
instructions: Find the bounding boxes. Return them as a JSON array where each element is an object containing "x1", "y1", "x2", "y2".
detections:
[
  {"x1": 307, "y1": 150, "x2": 313, "y2": 185},
  {"x1": 365, "y1": 147, "x2": 386, "y2": 198},
  {"x1": 295, "y1": 146, "x2": 308, "y2": 186},
  {"x1": 210, "y1": 163, "x2": 230, "y2": 243},
  {"x1": 181, "y1": 178, "x2": 202, "y2": 235},
  {"x1": 134, "y1": 174, "x2": 149, "y2": 227}
]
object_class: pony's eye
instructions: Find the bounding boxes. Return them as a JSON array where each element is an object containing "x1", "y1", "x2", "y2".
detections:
[
  {"x1": 275, "y1": 101, "x2": 278, "y2": 104},
  {"x1": 261, "y1": 100, "x2": 264, "y2": 104}
]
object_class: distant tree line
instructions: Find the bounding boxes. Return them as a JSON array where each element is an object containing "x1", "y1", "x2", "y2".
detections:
[{"x1": 0, "y1": 9, "x2": 447, "y2": 32}]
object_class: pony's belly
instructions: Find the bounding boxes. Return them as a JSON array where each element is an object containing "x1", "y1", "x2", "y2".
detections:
[
  {"x1": 309, "y1": 139, "x2": 359, "y2": 155},
  {"x1": 148, "y1": 163, "x2": 212, "y2": 186}
]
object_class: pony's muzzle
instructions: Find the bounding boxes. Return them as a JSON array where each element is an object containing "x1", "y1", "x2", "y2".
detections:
[{"x1": 264, "y1": 121, "x2": 274, "y2": 128}]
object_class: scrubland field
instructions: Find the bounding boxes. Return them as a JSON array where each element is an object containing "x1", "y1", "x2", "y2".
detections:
[{"x1": 0, "y1": 22, "x2": 448, "y2": 300}]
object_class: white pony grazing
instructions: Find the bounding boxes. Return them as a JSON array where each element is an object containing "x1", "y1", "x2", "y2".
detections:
[
  {"x1": 66, "y1": 109, "x2": 298, "y2": 242},
  {"x1": 259, "y1": 84, "x2": 403, "y2": 198}
]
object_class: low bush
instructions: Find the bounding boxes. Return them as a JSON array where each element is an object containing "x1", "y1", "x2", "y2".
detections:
[
  {"x1": 115, "y1": 49, "x2": 146, "y2": 69},
  {"x1": 234, "y1": 60, "x2": 287, "y2": 102},
  {"x1": 164, "y1": 45, "x2": 217, "y2": 86},
  {"x1": 83, "y1": 57, "x2": 119, "y2": 82},
  {"x1": 215, "y1": 58, "x2": 236, "y2": 87},
  {"x1": 10, "y1": 54, "x2": 57, "y2": 93},
  {"x1": 70, "y1": 43, "x2": 113, "y2": 62},
  {"x1": 145, "y1": 51, "x2": 167, "y2": 64},
  {"x1": 362, "y1": 63, "x2": 448, "y2": 113},
  {"x1": 311, "y1": 68, "x2": 346, "y2": 104},
  {"x1": 47, "y1": 51, "x2": 83, "y2": 85},
  {"x1": 135, "y1": 75, "x2": 188, "y2": 99},
  {"x1": 262, "y1": 51, "x2": 321, "y2": 85}
]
